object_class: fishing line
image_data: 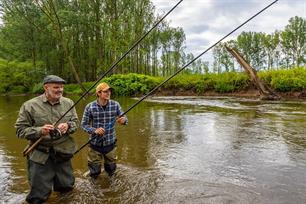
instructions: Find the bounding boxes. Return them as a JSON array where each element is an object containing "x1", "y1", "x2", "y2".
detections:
[
  {"x1": 23, "y1": 0, "x2": 183, "y2": 156},
  {"x1": 74, "y1": 0, "x2": 279, "y2": 154}
]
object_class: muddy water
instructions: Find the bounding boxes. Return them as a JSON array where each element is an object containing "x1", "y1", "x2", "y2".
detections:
[{"x1": 0, "y1": 96, "x2": 305, "y2": 203}]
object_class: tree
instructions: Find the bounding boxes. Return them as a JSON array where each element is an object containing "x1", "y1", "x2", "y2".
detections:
[
  {"x1": 212, "y1": 42, "x2": 235, "y2": 72},
  {"x1": 171, "y1": 27, "x2": 185, "y2": 72},
  {"x1": 263, "y1": 31, "x2": 281, "y2": 69},
  {"x1": 280, "y1": 16, "x2": 306, "y2": 67},
  {"x1": 237, "y1": 31, "x2": 266, "y2": 70}
]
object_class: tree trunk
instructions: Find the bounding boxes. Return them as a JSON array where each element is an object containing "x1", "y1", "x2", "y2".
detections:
[
  {"x1": 47, "y1": 0, "x2": 86, "y2": 92},
  {"x1": 225, "y1": 45, "x2": 280, "y2": 100}
]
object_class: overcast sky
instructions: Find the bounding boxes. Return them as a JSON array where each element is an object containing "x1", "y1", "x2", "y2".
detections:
[{"x1": 151, "y1": 0, "x2": 305, "y2": 63}]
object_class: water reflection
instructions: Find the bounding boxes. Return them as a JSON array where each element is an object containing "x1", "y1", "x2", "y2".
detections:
[{"x1": 0, "y1": 95, "x2": 306, "y2": 203}]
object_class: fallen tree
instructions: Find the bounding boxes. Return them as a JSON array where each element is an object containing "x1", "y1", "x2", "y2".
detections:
[{"x1": 225, "y1": 45, "x2": 280, "y2": 100}]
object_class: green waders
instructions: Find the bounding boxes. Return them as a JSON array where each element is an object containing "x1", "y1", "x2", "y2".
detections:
[
  {"x1": 26, "y1": 152, "x2": 74, "y2": 204},
  {"x1": 88, "y1": 146, "x2": 117, "y2": 178}
]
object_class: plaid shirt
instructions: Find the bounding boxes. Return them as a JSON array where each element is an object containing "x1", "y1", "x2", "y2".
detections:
[{"x1": 81, "y1": 99, "x2": 127, "y2": 146}]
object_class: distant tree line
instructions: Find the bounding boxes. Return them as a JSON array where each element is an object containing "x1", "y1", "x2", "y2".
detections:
[
  {"x1": 0, "y1": 0, "x2": 305, "y2": 88},
  {"x1": 0, "y1": 0, "x2": 186, "y2": 85},
  {"x1": 212, "y1": 16, "x2": 305, "y2": 73}
]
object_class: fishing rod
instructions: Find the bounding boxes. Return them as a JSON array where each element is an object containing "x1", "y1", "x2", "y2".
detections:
[
  {"x1": 22, "y1": 0, "x2": 184, "y2": 157},
  {"x1": 74, "y1": 0, "x2": 279, "y2": 155}
]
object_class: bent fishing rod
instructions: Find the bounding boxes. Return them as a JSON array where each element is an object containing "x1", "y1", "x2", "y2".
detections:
[
  {"x1": 22, "y1": 0, "x2": 183, "y2": 157},
  {"x1": 74, "y1": 0, "x2": 279, "y2": 155}
]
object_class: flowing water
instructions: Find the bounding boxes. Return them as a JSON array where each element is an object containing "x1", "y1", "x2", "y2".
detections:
[{"x1": 0, "y1": 95, "x2": 305, "y2": 204}]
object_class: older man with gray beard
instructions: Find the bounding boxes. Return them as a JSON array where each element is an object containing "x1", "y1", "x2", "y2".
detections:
[{"x1": 15, "y1": 75, "x2": 78, "y2": 204}]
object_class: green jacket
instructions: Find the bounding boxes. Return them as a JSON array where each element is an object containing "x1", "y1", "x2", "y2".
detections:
[{"x1": 15, "y1": 94, "x2": 79, "y2": 164}]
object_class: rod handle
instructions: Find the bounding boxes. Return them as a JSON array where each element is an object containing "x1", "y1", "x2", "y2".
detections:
[{"x1": 22, "y1": 137, "x2": 43, "y2": 157}]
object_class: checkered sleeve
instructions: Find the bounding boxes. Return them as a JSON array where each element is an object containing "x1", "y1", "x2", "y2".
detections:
[
  {"x1": 81, "y1": 103, "x2": 96, "y2": 134},
  {"x1": 116, "y1": 101, "x2": 128, "y2": 125}
]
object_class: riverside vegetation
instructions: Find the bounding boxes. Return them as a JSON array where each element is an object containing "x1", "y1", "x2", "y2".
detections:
[{"x1": 1, "y1": 66, "x2": 305, "y2": 98}]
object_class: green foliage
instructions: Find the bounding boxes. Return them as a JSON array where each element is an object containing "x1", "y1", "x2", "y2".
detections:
[
  {"x1": 259, "y1": 67, "x2": 306, "y2": 91},
  {"x1": 0, "y1": 58, "x2": 45, "y2": 93},
  {"x1": 162, "y1": 74, "x2": 213, "y2": 94},
  {"x1": 64, "y1": 84, "x2": 84, "y2": 95},
  {"x1": 1, "y1": 68, "x2": 306, "y2": 96},
  {"x1": 236, "y1": 31, "x2": 267, "y2": 70},
  {"x1": 0, "y1": 0, "x2": 305, "y2": 79},
  {"x1": 158, "y1": 72, "x2": 249, "y2": 94},
  {"x1": 10, "y1": 86, "x2": 28, "y2": 94},
  {"x1": 164, "y1": 75, "x2": 199, "y2": 90},
  {"x1": 31, "y1": 83, "x2": 44, "y2": 94},
  {"x1": 213, "y1": 72, "x2": 249, "y2": 93},
  {"x1": 280, "y1": 16, "x2": 306, "y2": 67},
  {"x1": 61, "y1": 73, "x2": 162, "y2": 96},
  {"x1": 271, "y1": 77, "x2": 305, "y2": 91},
  {"x1": 212, "y1": 16, "x2": 305, "y2": 72},
  {"x1": 104, "y1": 73, "x2": 162, "y2": 96},
  {"x1": 0, "y1": 0, "x2": 187, "y2": 81},
  {"x1": 196, "y1": 75, "x2": 215, "y2": 93}
]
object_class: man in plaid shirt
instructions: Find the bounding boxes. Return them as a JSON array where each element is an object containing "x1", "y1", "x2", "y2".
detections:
[{"x1": 81, "y1": 82, "x2": 127, "y2": 178}]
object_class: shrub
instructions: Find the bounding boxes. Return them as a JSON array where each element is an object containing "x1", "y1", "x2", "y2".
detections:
[
  {"x1": 271, "y1": 77, "x2": 305, "y2": 91},
  {"x1": 261, "y1": 67, "x2": 306, "y2": 91},
  {"x1": 213, "y1": 72, "x2": 249, "y2": 93},
  {"x1": 64, "y1": 84, "x2": 83, "y2": 95},
  {"x1": 104, "y1": 73, "x2": 161, "y2": 96},
  {"x1": 10, "y1": 85, "x2": 28, "y2": 94},
  {"x1": 31, "y1": 83, "x2": 44, "y2": 94}
]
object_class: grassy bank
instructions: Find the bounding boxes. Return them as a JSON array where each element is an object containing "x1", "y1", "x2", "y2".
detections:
[{"x1": 2, "y1": 68, "x2": 306, "y2": 98}]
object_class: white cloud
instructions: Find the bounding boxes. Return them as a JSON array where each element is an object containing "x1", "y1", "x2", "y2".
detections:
[{"x1": 151, "y1": 0, "x2": 306, "y2": 63}]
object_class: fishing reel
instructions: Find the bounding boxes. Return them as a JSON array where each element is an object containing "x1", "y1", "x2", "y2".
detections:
[{"x1": 49, "y1": 128, "x2": 62, "y2": 140}]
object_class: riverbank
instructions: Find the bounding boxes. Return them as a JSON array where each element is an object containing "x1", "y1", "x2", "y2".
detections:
[
  {"x1": 2, "y1": 69, "x2": 306, "y2": 100},
  {"x1": 2, "y1": 85, "x2": 306, "y2": 101},
  {"x1": 154, "y1": 87, "x2": 306, "y2": 100}
]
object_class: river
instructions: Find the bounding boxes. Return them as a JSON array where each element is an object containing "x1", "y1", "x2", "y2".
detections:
[{"x1": 0, "y1": 95, "x2": 305, "y2": 204}]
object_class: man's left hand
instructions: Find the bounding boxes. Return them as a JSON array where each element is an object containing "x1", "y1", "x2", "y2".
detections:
[
  {"x1": 116, "y1": 117, "x2": 126, "y2": 125},
  {"x1": 57, "y1": 123, "x2": 69, "y2": 134}
]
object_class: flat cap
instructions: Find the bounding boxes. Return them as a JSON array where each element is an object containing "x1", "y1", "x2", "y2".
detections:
[{"x1": 43, "y1": 75, "x2": 66, "y2": 84}]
